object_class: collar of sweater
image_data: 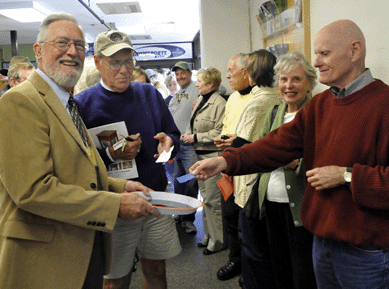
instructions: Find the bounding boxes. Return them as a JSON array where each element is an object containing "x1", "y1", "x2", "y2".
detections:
[{"x1": 238, "y1": 85, "x2": 253, "y2": 95}]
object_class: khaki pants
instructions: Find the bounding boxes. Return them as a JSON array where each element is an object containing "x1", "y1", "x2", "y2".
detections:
[{"x1": 197, "y1": 151, "x2": 224, "y2": 252}]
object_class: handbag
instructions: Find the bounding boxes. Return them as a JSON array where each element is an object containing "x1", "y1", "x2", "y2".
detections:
[{"x1": 242, "y1": 105, "x2": 279, "y2": 219}]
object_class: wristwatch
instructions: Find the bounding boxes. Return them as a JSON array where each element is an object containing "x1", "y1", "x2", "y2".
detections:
[{"x1": 343, "y1": 167, "x2": 352, "y2": 185}]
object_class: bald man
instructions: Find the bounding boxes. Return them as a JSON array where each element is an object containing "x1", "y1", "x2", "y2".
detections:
[{"x1": 190, "y1": 20, "x2": 389, "y2": 288}]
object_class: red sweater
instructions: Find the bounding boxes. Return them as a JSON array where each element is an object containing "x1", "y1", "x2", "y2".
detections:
[{"x1": 222, "y1": 80, "x2": 389, "y2": 247}]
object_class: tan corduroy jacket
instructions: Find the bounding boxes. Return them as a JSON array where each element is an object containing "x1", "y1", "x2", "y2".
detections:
[{"x1": 0, "y1": 71, "x2": 126, "y2": 289}]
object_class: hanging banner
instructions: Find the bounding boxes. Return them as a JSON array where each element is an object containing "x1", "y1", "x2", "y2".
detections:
[{"x1": 133, "y1": 43, "x2": 192, "y2": 61}]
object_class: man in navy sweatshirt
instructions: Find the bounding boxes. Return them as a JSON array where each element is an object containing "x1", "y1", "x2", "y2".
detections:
[{"x1": 76, "y1": 30, "x2": 181, "y2": 289}]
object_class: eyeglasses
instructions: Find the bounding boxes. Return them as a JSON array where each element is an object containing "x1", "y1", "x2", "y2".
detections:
[
  {"x1": 41, "y1": 38, "x2": 89, "y2": 53},
  {"x1": 227, "y1": 68, "x2": 245, "y2": 75},
  {"x1": 101, "y1": 59, "x2": 134, "y2": 71}
]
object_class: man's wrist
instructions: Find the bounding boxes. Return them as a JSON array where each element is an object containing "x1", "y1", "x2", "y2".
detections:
[{"x1": 343, "y1": 167, "x2": 352, "y2": 185}]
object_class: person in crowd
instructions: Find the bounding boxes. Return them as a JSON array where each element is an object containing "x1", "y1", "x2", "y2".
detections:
[
  {"x1": 240, "y1": 51, "x2": 317, "y2": 289},
  {"x1": 214, "y1": 54, "x2": 254, "y2": 150},
  {"x1": 213, "y1": 53, "x2": 254, "y2": 281},
  {"x1": 74, "y1": 65, "x2": 101, "y2": 94},
  {"x1": 7, "y1": 61, "x2": 35, "y2": 88},
  {"x1": 0, "y1": 12, "x2": 159, "y2": 289},
  {"x1": 230, "y1": 49, "x2": 281, "y2": 288},
  {"x1": 181, "y1": 67, "x2": 226, "y2": 255},
  {"x1": 9, "y1": 55, "x2": 31, "y2": 66},
  {"x1": 146, "y1": 68, "x2": 169, "y2": 99},
  {"x1": 168, "y1": 61, "x2": 199, "y2": 234},
  {"x1": 156, "y1": 68, "x2": 167, "y2": 81},
  {"x1": 2, "y1": 56, "x2": 34, "y2": 90},
  {"x1": 233, "y1": 49, "x2": 281, "y2": 148},
  {"x1": 191, "y1": 20, "x2": 389, "y2": 289},
  {"x1": 163, "y1": 73, "x2": 179, "y2": 193},
  {"x1": 75, "y1": 30, "x2": 181, "y2": 289},
  {"x1": 132, "y1": 66, "x2": 151, "y2": 83},
  {"x1": 164, "y1": 73, "x2": 179, "y2": 106}
]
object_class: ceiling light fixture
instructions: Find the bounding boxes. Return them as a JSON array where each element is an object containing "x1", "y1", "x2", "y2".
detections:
[
  {"x1": 117, "y1": 24, "x2": 146, "y2": 35},
  {"x1": 0, "y1": 1, "x2": 49, "y2": 23},
  {"x1": 96, "y1": 1, "x2": 142, "y2": 15}
]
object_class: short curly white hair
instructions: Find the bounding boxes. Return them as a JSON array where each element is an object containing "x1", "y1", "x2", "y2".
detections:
[{"x1": 274, "y1": 52, "x2": 317, "y2": 91}]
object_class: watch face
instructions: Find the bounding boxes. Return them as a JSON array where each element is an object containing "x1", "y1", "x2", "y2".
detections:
[{"x1": 344, "y1": 172, "x2": 352, "y2": 182}]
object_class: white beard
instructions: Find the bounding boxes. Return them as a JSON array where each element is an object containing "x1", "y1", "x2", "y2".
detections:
[{"x1": 43, "y1": 58, "x2": 83, "y2": 88}]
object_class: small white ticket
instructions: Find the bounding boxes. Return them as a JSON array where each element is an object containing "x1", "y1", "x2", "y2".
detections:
[{"x1": 155, "y1": 146, "x2": 174, "y2": 163}]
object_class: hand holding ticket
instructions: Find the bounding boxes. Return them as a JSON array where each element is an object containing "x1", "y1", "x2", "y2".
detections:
[{"x1": 176, "y1": 173, "x2": 196, "y2": 183}]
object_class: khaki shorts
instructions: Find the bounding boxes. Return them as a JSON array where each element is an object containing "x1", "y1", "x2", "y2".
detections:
[{"x1": 104, "y1": 214, "x2": 181, "y2": 279}]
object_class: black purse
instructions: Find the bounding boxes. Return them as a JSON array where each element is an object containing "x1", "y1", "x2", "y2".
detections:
[{"x1": 242, "y1": 105, "x2": 279, "y2": 219}]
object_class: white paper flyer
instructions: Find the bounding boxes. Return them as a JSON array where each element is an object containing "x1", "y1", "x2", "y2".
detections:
[{"x1": 88, "y1": 121, "x2": 139, "y2": 179}]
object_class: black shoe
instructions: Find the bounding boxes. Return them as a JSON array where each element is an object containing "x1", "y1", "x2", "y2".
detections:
[
  {"x1": 216, "y1": 260, "x2": 242, "y2": 281},
  {"x1": 197, "y1": 242, "x2": 207, "y2": 248},
  {"x1": 203, "y1": 248, "x2": 216, "y2": 255},
  {"x1": 238, "y1": 275, "x2": 244, "y2": 287}
]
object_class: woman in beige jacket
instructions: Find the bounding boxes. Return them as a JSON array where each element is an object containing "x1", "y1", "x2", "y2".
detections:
[{"x1": 181, "y1": 67, "x2": 226, "y2": 255}]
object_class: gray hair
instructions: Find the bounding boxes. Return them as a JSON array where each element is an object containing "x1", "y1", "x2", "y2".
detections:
[
  {"x1": 8, "y1": 63, "x2": 34, "y2": 81},
  {"x1": 74, "y1": 65, "x2": 101, "y2": 94},
  {"x1": 236, "y1": 53, "x2": 248, "y2": 70},
  {"x1": 7, "y1": 62, "x2": 35, "y2": 86},
  {"x1": 164, "y1": 74, "x2": 176, "y2": 86},
  {"x1": 197, "y1": 67, "x2": 222, "y2": 90},
  {"x1": 274, "y1": 52, "x2": 317, "y2": 91},
  {"x1": 36, "y1": 12, "x2": 84, "y2": 44},
  {"x1": 132, "y1": 66, "x2": 151, "y2": 83}
]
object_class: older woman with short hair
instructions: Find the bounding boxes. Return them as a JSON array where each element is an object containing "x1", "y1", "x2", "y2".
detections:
[
  {"x1": 239, "y1": 52, "x2": 317, "y2": 289},
  {"x1": 181, "y1": 67, "x2": 226, "y2": 255}
]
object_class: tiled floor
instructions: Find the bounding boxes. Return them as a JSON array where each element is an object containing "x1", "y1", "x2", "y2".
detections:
[{"x1": 129, "y1": 208, "x2": 241, "y2": 289}]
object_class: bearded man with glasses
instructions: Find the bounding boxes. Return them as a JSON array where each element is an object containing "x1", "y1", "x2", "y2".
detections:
[
  {"x1": 75, "y1": 30, "x2": 181, "y2": 289},
  {"x1": 0, "y1": 12, "x2": 160, "y2": 289}
]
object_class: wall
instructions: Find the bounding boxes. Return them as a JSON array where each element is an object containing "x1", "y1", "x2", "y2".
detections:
[
  {"x1": 249, "y1": 0, "x2": 265, "y2": 51},
  {"x1": 310, "y1": 0, "x2": 389, "y2": 93},
  {"x1": 249, "y1": 0, "x2": 389, "y2": 94},
  {"x1": 0, "y1": 44, "x2": 36, "y2": 66},
  {"x1": 199, "y1": 0, "x2": 251, "y2": 94}
]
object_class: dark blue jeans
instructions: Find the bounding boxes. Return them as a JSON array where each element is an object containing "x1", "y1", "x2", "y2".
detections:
[{"x1": 313, "y1": 236, "x2": 389, "y2": 288}]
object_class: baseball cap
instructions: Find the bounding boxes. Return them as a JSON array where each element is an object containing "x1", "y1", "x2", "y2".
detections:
[
  {"x1": 94, "y1": 30, "x2": 134, "y2": 57},
  {"x1": 172, "y1": 61, "x2": 191, "y2": 72},
  {"x1": 145, "y1": 69, "x2": 156, "y2": 78}
]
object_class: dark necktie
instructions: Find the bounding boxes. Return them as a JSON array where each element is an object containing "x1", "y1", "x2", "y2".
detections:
[
  {"x1": 68, "y1": 93, "x2": 88, "y2": 145},
  {"x1": 68, "y1": 93, "x2": 103, "y2": 190}
]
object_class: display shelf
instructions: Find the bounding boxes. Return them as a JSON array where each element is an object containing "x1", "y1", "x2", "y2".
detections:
[{"x1": 258, "y1": 0, "x2": 311, "y2": 61}]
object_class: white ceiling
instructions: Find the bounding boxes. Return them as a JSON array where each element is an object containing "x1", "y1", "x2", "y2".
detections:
[{"x1": 0, "y1": 0, "x2": 200, "y2": 45}]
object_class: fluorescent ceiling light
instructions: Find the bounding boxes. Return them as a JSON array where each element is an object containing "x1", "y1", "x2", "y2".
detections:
[
  {"x1": 0, "y1": 1, "x2": 48, "y2": 23},
  {"x1": 117, "y1": 24, "x2": 146, "y2": 35},
  {"x1": 96, "y1": 1, "x2": 142, "y2": 15}
]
